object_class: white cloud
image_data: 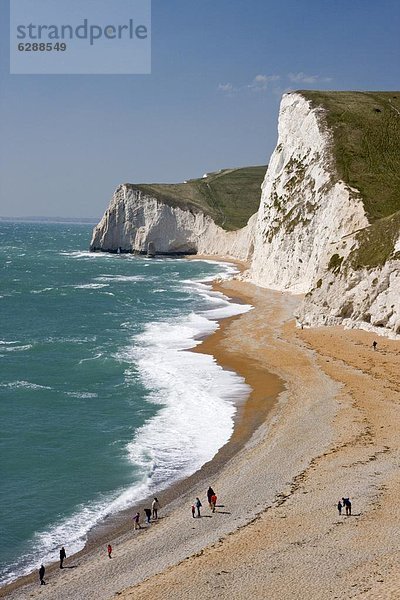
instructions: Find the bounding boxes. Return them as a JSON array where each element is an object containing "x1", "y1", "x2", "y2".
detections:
[
  {"x1": 218, "y1": 72, "x2": 333, "y2": 97},
  {"x1": 288, "y1": 72, "x2": 332, "y2": 84},
  {"x1": 248, "y1": 74, "x2": 280, "y2": 91},
  {"x1": 217, "y1": 82, "x2": 235, "y2": 94},
  {"x1": 218, "y1": 74, "x2": 280, "y2": 95}
]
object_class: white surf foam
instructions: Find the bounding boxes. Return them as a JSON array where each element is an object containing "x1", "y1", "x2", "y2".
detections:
[
  {"x1": 60, "y1": 251, "x2": 113, "y2": 259},
  {"x1": 30, "y1": 287, "x2": 54, "y2": 294},
  {"x1": 0, "y1": 380, "x2": 52, "y2": 390},
  {"x1": 2, "y1": 344, "x2": 33, "y2": 353},
  {"x1": 119, "y1": 274, "x2": 253, "y2": 491},
  {"x1": 74, "y1": 283, "x2": 109, "y2": 289},
  {"x1": 0, "y1": 261, "x2": 253, "y2": 586},
  {"x1": 95, "y1": 275, "x2": 149, "y2": 283},
  {"x1": 78, "y1": 352, "x2": 104, "y2": 364},
  {"x1": 0, "y1": 479, "x2": 152, "y2": 586},
  {"x1": 187, "y1": 259, "x2": 240, "y2": 279},
  {"x1": 65, "y1": 391, "x2": 98, "y2": 399}
]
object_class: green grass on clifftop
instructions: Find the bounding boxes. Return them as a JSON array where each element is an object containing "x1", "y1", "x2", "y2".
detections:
[
  {"x1": 127, "y1": 165, "x2": 266, "y2": 231},
  {"x1": 300, "y1": 91, "x2": 400, "y2": 222},
  {"x1": 350, "y1": 209, "x2": 400, "y2": 269}
]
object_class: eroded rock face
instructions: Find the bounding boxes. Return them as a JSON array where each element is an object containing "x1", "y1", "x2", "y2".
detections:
[
  {"x1": 247, "y1": 92, "x2": 399, "y2": 338},
  {"x1": 90, "y1": 92, "x2": 400, "y2": 337},
  {"x1": 90, "y1": 185, "x2": 256, "y2": 262},
  {"x1": 249, "y1": 93, "x2": 369, "y2": 293},
  {"x1": 296, "y1": 256, "x2": 400, "y2": 336}
]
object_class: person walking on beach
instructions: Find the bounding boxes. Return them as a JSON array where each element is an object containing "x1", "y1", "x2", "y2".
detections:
[
  {"x1": 39, "y1": 564, "x2": 46, "y2": 585},
  {"x1": 342, "y1": 497, "x2": 352, "y2": 516},
  {"x1": 211, "y1": 493, "x2": 217, "y2": 513},
  {"x1": 152, "y1": 497, "x2": 160, "y2": 520},
  {"x1": 373, "y1": 340, "x2": 377, "y2": 351},
  {"x1": 191, "y1": 504, "x2": 196, "y2": 518},
  {"x1": 133, "y1": 512, "x2": 141, "y2": 530},
  {"x1": 346, "y1": 498, "x2": 352, "y2": 516},
  {"x1": 144, "y1": 508, "x2": 152, "y2": 524},
  {"x1": 207, "y1": 486, "x2": 215, "y2": 509},
  {"x1": 195, "y1": 497, "x2": 202, "y2": 518},
  {"x1": 59, "y1": 546, "x2": 66, "y2": 568},
  {"x1": 337, "y1": 500, "x2": 342, "y2": 516},
  {"x1": 107, "y1": 544, "x2": 112, "y2": 559}
]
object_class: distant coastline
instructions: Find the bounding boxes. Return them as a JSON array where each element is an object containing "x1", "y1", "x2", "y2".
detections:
[{"x1": 0, "y1": 216, "x2": 99, "y2": 224}]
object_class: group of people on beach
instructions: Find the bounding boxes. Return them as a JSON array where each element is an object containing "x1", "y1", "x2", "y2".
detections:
[
  {"x1": 132, "y1": 497, "x2": 160, "y2": 530},
  {"x1": 38, "y1": 546, "x2": 67, "y2": 585},
  {"x1": 38, "y1": 498, "x2": 161, "y2": 585},
  {"x1": 39, "y1": 486, "x2": 353, "y2": 585},
  {"x1": 192, "y1": 486, "x2": 218, "y2": 517},
  {"x1": 38, "y1": 486, "x2": 221, "y2": 584},
  {"x1": 337, "y1": 497, "x2": 352, "y2": 516}
]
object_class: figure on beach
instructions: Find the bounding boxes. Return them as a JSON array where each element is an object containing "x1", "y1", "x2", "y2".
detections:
[
  {"x1": 133, "y1": 512, "x2": 141, "y2": 530},
  {"x1": 59, "y1": 546, "x2": 66, "y2": 568},
  {"x1": 372, "y1": 340, "x2": 377, "y2": 350},
  {"x1": 39, "y1": 564, "x2": 46, "y2": 585},
  {"x1": 342, "y1": 497, "x2": 352, "y2": 516},
  {"x1": 207, "y1": 486, "x2": 215, "y2": 509},
  {"x1": 107, "y1": 544, "x2": 112, "y2": 559},
  {"x1": 211, "y1": 493, "x2": 217, "y2": 513},
  {"x1": 195, "y1": 497, "x2": 202, "y2": 517},
  {"x1": 191, "y1": 504, "x2": 196, "y2": 518},
  {"x1": 152, "y1": 497, "x2": 160, "y2": 520},
  {"x1": 337, "y1": 500, "x2": 342, "y2": 516},
  {"x1": 144, "y1": 508, "x2": 152, "y2": 524}
]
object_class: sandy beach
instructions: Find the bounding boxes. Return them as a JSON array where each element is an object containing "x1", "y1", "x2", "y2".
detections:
[{"x1": 2, "y1": 276, "x2": 400, "y2": 600}]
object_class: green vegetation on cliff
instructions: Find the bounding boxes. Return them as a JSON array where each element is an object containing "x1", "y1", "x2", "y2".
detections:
[
  {"x1": 127, "y1": 165, "x2": 266, "y2": 231},
  {"x1": 300, "y1": 91, "x2": 400, "y2": 222},
  {"x1": 301, "y1": 91, "x2": 400, "y2": 269},
  {"x1": 350, "y1": 210, "x2": 400, "y2": 269}
]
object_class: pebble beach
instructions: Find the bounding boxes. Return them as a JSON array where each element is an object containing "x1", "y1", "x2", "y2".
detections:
[{"x1": 2, "y1": 275, "x2": 399, "y2": 600}]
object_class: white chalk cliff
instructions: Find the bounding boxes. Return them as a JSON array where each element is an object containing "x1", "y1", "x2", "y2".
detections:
[
  {"x1": 91, "y1": 92, "x2": 400, "y2": 337},
  {"x1": 248, "y1": 93, "x2": 400, "y2": 337},
  {"x1": 90, "y1": 184, "x2": 256, "y2": 262},
  {"x1": 249, "y1": 93, "x2": 370, "y2": 293}
]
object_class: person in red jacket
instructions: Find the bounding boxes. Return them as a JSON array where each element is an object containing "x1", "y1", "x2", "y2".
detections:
[
  {"x1": 107, "y1": 544, "x2": 112, "y2": 559},
  {"x1": 210, "y1": 494, "x2": 217, "y2": 513}
]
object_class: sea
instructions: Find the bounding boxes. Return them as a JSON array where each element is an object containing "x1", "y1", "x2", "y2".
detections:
[{"x1": 0, "y1": 221, "x2": 251, "y2": 586}]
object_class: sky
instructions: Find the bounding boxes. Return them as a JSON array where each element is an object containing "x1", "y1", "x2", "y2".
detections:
[{"x1": 0, "y1": 0, "x2": 399, "y2": 218}]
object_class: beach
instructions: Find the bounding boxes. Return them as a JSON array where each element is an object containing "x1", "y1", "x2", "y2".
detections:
[{"x1": 2, "y1": 276, "x2": 400, "y2": 600}]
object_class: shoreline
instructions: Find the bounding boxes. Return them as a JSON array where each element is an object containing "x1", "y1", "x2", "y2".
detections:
[
  {"x1": 0, "y1": 260, "x2": 282, "y2": 598},
  {"x1": 5, "y1": 267, "x2": 399, "y2": 599},
  {"x1": 81, "y1": 282, "x2": 282, "y2": 552},
  {"x1": 120, "y1": 283, "x2": 400, "y2": 600}
]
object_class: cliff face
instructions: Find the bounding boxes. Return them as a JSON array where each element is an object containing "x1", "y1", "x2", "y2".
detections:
[
  {"x1": 248, "y1": 92, "x2": 400, "y2": 337},
  {"x1": 249, "y1": 93, "x2": 369, "y2": 293},
  {"x1": 90, "y1": 184, "x2": 256, "y2": 261},
  {"x1": 91, "y1": 92, "x2": 400, "y2": 337},
  {"x1": 297, "y1": 256, "x2": 400, "y2": 334}
]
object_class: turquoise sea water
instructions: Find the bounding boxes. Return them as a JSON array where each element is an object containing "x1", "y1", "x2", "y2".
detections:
[{"x1": 0, "y1": 222, "x2": 251, "y2": 585}]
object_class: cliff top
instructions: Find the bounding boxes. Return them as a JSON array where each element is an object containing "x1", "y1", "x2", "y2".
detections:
[
  {"x1": 125, "y1": 165, "x2": 266, "y2": 231},
  {"x1": 299, "y1": 90, "x2": 400, "y2": 223},
  {"x1": 298, "y1": 91, "x2": 400, "y2": 269}
]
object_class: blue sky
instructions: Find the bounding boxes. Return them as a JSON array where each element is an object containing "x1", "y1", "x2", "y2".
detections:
[{"x1": 0, "y1": 0, "x2": 399, "y2": 218}]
